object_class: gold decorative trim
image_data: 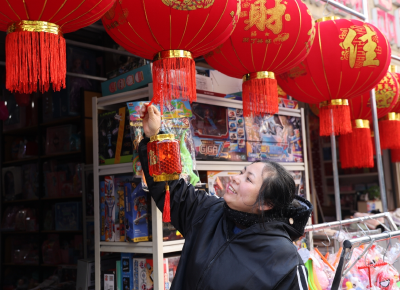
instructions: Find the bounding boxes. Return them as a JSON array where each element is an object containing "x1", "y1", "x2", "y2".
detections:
[
  {"x1": 153, "y1": 50, "x2": 193, "y2": 62},
  {"x1": 320, "y1": 99, "x2": 349, "y2": 107},
  {"x1": 371, "y1": 131, "x2": 374, "y2": 137},
  {"x1": 243, "y1": 71, "x2": 275, "y2": 82},
  {"x1": 381, "y1": 112, "x2": 400, "y2": 121},
  {"x1": 353, "y1": 119, "x2": 369, "y2": 129},
  {"x1": 7, "y1": 20, "x2": 62, "y2": 35},
  {"x1": 154, "y1": 173, "x2": 180, "y2": 182},
  {"x1": 390, "y1": 65, "x2": 397, "y2": 73},
  {"x1": 315, "y1": 16, "x2": 340, "y2": 23},
  {"x1": 150, "y1": 133, "x2": 175, "y2": 142}
]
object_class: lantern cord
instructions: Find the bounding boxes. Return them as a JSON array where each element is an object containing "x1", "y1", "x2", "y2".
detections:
[
  {"x1": 163, "y1": 183, "x2": 171, "y2": 223},
  {"x1": 339, "y1": 128, "x2": 374, "y2": 168},
  {"x1": 378, "y1": 120, "x2": 400, "y2": 150},
  {"x1": 6, "y1": 31, "x2": 66, "y2": 94}
]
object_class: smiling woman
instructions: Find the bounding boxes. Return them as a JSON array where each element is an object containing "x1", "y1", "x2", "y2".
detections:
[{"x1": 139, "y1": 104, "x2": 313, "y2": 290}]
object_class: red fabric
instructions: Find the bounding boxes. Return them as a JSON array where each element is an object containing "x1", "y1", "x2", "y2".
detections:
[
  {"x1": 379, "y1": 120, "x2": 400, "y2": 149},
  {"x1": 163, "y1": 185, "x2": 171, "y2": 223},
  {"x1": 339, "y1": 128, "x2": 374, "y2": 168},
  {"x1": 391, "y1": 149, "x2": 400, "y2": 162},
  {"x1": 0, "y1": 0, "x2": 116, "y2": 33},
  {"x1": 102, "y1": 0, "x2": 239, "y2": 59},
  {"x1": 319, "y1": 104, "x2": 352, "y2": 136},
  {"x1": 0, "y1": 101, "x2": 8, "y2": 121},
  {"x1": 242, "y1": 78, "x2": 279, "y2": 117},
  {"x1": 277, "y1": 20, "x2": 391, "y2": 104}
]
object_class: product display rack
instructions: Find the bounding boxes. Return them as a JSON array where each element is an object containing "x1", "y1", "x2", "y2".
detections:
[{"x1": 92, "y1": 83, "x2": 311, "y2": 290}]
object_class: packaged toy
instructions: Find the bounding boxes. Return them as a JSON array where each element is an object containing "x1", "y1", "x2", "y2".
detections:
[
  {"x1": 121, "y1": 253, "x2": 134, "y2": 290},
  {"x1": 104, "y1": 176, "x2": 115, "y2": 241},
  {"x1": 54, "y1": 202, "x2": 81, "y2": 231}
]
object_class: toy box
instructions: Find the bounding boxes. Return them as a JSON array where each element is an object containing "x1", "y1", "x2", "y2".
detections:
[
  {"x1": 133, "y1": 257, "x2": 154, "y2": 290},
  {"x1": 166, "y1": 255, "x2": 181, "y2": 288},
  {"x1": 2, "y1": 167, "x2": 23, "y2": 201},
  {"x1": 55, "y1": 202, "x2": 82, "y2": 231},
  {"x1": 101, "y1": 64, "x2": 153, "y2": 96},
  {"x1": 245, "y1": 114, "x2": 303, "y2": 162},
  {"x1": 100, "y1": 181, "x2": 106, "y2": 241},
  {"x1": 190, "y1": 103, "x2": 246, "y2": 161},
  {"x1": 125, "y1": 182, "x2": 151, "y2": 243},
  {"x1": 21, "y1": 164, "x2": 39, "y2": 200},
  {"x1": 98, "y1": 107, "x2": 132, "y2": 165},
  {"x1": 104, "y1": 176, "x2": 116, "y2": 242},
  {"x1": 45, "y1": 125, "x2": 77, "y2": 155},
  {"x1": 207, "y1": 171, "x2": 240, "y2": 198},
  {"x1": 289, "y1": 171, "x2": 306, "y2": 197},
  {"x1": 121, "y1": 253, "x2": 134, "y2": 290}
]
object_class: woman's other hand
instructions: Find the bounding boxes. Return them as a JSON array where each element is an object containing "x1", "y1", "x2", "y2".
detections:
[{"x1": 140, "y1": 104, "x2": 161, "y2": 137}]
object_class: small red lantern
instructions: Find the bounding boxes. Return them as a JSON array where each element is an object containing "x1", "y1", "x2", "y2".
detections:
[
  {"x1": 0, "y1": 0, "x2": 116, "y2": 94},
  {"x1": 379, "y1": 66, "x2": 400, "y2": 150},
  {"x1": 147, "y1": 134, "x2": 182, "y2": 222},
  {"x1": 203, "y1": 0, "x2": 315, "y2": 117},
  {"x1": 102, "y1": 0, "x2": 240, "y2": 112},
  {"x1": 277, "y1": 17, "x2": 391, "y2": 136},
  {"x1": 339, "y1": 71, "x2": 398, "y2": 168}
]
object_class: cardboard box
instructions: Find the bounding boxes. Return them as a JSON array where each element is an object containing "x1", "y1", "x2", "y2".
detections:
[
  {"x1": 2, "y1": 167, "x2": 23, "y2": 201},
  {"x1": 121, "y1": 253, "x2": 134, "y2": 290},
  {"x1": 45, "y1": 125, "x2": 77, "y2": 155},
  {"x1": 104, "y1": 176, "x2": 115, "y2": 242},
  {"x1": 357, "y1": 201, "x2": 383, "y2": 213},
  {"x1": 54, "y1": 202, "x2": 82, "y2": 231},
  {"x1": 133, "y1": 257, "x2": 154, "y2": 290},
  {"x1": 76, "y1": 259, "x2": 95, "y2": 290},
  {"x1": 100, "y1": 181, "x2": 106, "y2": 241},
  {"x1": 101, "y1": 64, "x2": 153, "y2": 96},
  {"x1": 127, "y1": 183, "x2": 151, "y2": 243}
]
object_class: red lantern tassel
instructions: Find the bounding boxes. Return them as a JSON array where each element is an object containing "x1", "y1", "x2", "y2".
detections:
[
  {"x1": 6, "y1": 31, "x2": 66, "y2": 94},
  {"x1": 378, "y1": 119, "x2": 400, "y2": 150},
  {"x1": 163, "y1": 183, "x2": 171, "y2": 223},
  {"x1": 319, "y1": 101, "x2": 352, "y2": 136},
  {"x1": 242, "y1": 73, "x2": 279, "y2": 117},
  {"x1": 339, "y1": 126, "x2": 374, "y2": 168},
  {"x1": 391, "y1": 149, "x2": 400, "y2": 162},
  {"x1": 152, "y1": 51, "x2": 196, "y2": 114}
]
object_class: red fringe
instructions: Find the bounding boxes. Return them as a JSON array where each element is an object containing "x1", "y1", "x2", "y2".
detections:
[
  {"x1": 378, "y1": 120, "x2": 400, "y2": 150},
  {"x1": 242, "y1": 78, "x2": 279, "y2": 117},
  {"x1": 391, "y1": 149, "x2": 400, "y2": 163},
  {"x1": 319, "y1": 104, "x2": 352, "y2": 136},
  {"x1": 6, "y1": 31, "x2": 66, "y2": 94},
  {"x1": 163, "y1": 184, "x2": 171, "y2": 223},
  {"x1": 339, "y1": 128, "x2": 374, "y2": 168},
  {"x1": 152, "y1": 57, "x2": 196, "y2": 114}
]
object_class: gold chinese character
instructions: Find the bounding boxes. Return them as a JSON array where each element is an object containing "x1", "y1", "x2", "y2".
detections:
[
  {"x1": 257, "y1": 38, "x2": 264, "y2": 43},
  {"x1": 149, "y1": 150, "x2": 158, "y2": 166},
  {"x1": 251, "y1": 38, "x2": 257, "y2": 43},
  {"x1": 251, "y1": 31, "x2": 257, "y2": 37},
  {"x1": 240, "y1": 11, "x2": 248, "y2": 18},
  {"x1": 242, "y1": 2, "x2": 250, "y2": 8},
  {"x1": 358, "y1": 25, "x2": 380, "y2": 67},
  {"x1": 244, "y1": 0, "x2": 287, "y2": 35},
  {"x1": 243, "y1": 37, "x2": 249, "y2": 42},
  {"x1": 339, "y1": 28, "x2": 357, "y2": 68},
  {"x1": 265, "y1": 39, "x2": 271, "y2": 44},
  {"x1": 378, "y1": 84, "x2": 383, "y2": 90},
  {"x1": 162, "y1": 0, "x2": 215, "y2": 10}
]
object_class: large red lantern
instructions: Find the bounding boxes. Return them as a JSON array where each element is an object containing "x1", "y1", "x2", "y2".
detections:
[
  {"x1": 379, "y1": 65, "x2": 400, "y2": 150},
  {"x1": 203, "y1": 0, "x2": 315, "y2": 117},
  {"x1": 0, "y1": 0, "x2": 116, "y2": 94},
  {"x1": 277, "y1": 17, "x2": 391, "y2": 136},
  {"x1": 102, "y1": 0, "x2": 240, "y2": 112},
  {"x1": 339, "y1": 71, "x2": 398, "y2": 168}
]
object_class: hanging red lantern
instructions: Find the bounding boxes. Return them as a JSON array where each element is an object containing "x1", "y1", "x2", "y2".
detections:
[
  {"x1": 379, "y1": 65, "x2": 400, "y2": 150},
  {"x1": 203, "y1": 0, "x2": 315, "y2": 117},
  {"x1": 102, "y1": 0, "x2": 240, "y2": 113},
  {"x1": 339, "y1": 71, "x2": 398, "y2": 168},
  {"x1": 277, "y1": 17, "x2": 391, "y2": 136},
  {"x1": 14, "y1": 93, "x2": 31, "y2": 107},
  {"x1": 0, "y1": 0, "x2": 116, "y2": 94},
  {"x1": 391, "y1": 149, "x2": 400, "y2": 162}
]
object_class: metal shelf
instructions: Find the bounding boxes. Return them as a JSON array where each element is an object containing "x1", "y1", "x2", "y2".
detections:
[
  {"x1": 99, "y1": 239, "x2": 185, "y2": 254},
  {"x1": 326, "y1": 172, "x2": 378, "y2": 179}
]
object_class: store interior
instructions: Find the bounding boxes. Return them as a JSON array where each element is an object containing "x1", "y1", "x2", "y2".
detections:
[{"x1": 2, "y1": 1, "x2": 400, "y2": 290}]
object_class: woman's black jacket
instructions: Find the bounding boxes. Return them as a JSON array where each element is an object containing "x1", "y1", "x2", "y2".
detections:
[{"x1": 139, "y1": 137, "x2": 311, "y2": 290}]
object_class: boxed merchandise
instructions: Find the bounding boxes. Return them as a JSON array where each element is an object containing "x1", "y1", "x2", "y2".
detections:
[
  {"x1": 190, "y1": 103, "x2": 246, "y2": 161},
  {"x1": 2, "y1": 167, "x2": 23, "y2": 201},
  {"x1": 101, "y1": 64, "x2": 152, "y2": 96},
  {"x1": 45, "y1": 125, "x2": 78, "y2": 155},
  {"x1": 21, "y1": 164, "x2": 39, "y2": 199},
  {"x1": 76, "y1": 259, "x2": 95, "y2": 290},
  {"x1": 290, "y1": 171, "x2": 305, "y2": 197},
  {"x1": 98, "y1": 107, "x2": 132, "y2": 165},
  {"x1": 245, "y1": 114, "x2": 303, "y2": 162},
  {"x1": 166, "y1": 255, "x2": 181, "y2": 288},
  {"x1": 133, "y1": 257, "x2": 154, "y2": 290},
  {"x1": 125, "y1": 183, "x2": 151, "y2": 242},
  {"x1": 163, "y1": 222, "x2": 183, "y2": 241},
  {"x1": 100, "y1": 181, "x2": 106, "y2": 241},
  {"x1": 106, "y1": 56, "x2": 146, "y2": 79},
  {"x1": 104, "y1": 176, "x2": 116, "y2": 242},
  {"x1": 43, "y1": 163, "x2": 83, "y2": 198},
  {"x1": 55, "y1": 202, "x2": 82, "y2": 231},
  {"x1": 103, "y1": 272, "x2": 116, "y2": 290},
  {"x1": 121, "y1": 253, "x2": 134, "y2": 290},
  {"x1": 357, "y1": 201, "x2": 383, "y2": 213}
]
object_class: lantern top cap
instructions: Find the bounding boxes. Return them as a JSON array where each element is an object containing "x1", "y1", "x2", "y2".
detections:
[
  {"x1": 320, "y1": 99, "x2": 349, "y2": 107},
  {"x1": 381, "y1": 112, "x2": 400, "y2": 121},
  {"x1": 390, "y1": 65, "x2": 397, "y2": 73},
  {"x1": 315, "y1": 16, "x2": 340, "y2": 23},
  {"x1": 150, "y1": 133, "x2": 175, "y2": 142},
  {"x1": 7, "y1": 20, "x2": 62, "y2": 36},
  {"x1": 353, "y1": 119, "x2": 370, "y2": 129},
  {"x1": 153, "y1": 50, "x2": 193, "y2": 62},
  {"x1": 243, "y1": 71, "x2": 275, "y2": 82}
]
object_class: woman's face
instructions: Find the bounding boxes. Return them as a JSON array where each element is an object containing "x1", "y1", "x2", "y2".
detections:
[{"x1": 224, "y1": 162, "x2": 272, "y2": 213}]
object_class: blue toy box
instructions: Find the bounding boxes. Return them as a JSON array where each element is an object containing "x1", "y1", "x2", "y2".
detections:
[
  {"x1": 121, "y1": 253, "x2": 134, "y2": 290},
  {"x1": 55, "y1": 202, "x2": 82, "y2": 231}
]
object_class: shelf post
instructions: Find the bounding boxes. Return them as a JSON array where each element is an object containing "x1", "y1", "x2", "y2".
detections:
[
  {"x1": 330, "y1": 109, "x2": 342, "y2": 221},
  {"x1": 151, "y1": 198, "x2": 164, "y2": 290}
]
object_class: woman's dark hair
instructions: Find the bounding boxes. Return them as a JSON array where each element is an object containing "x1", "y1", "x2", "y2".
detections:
[{"x1": 252, "y1": 161, "x2": 296, "y2": 217}]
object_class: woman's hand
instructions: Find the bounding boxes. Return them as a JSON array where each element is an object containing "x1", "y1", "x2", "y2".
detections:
[{"x1": 140, "y1": 104, "x2": 161, "y2": 137}]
